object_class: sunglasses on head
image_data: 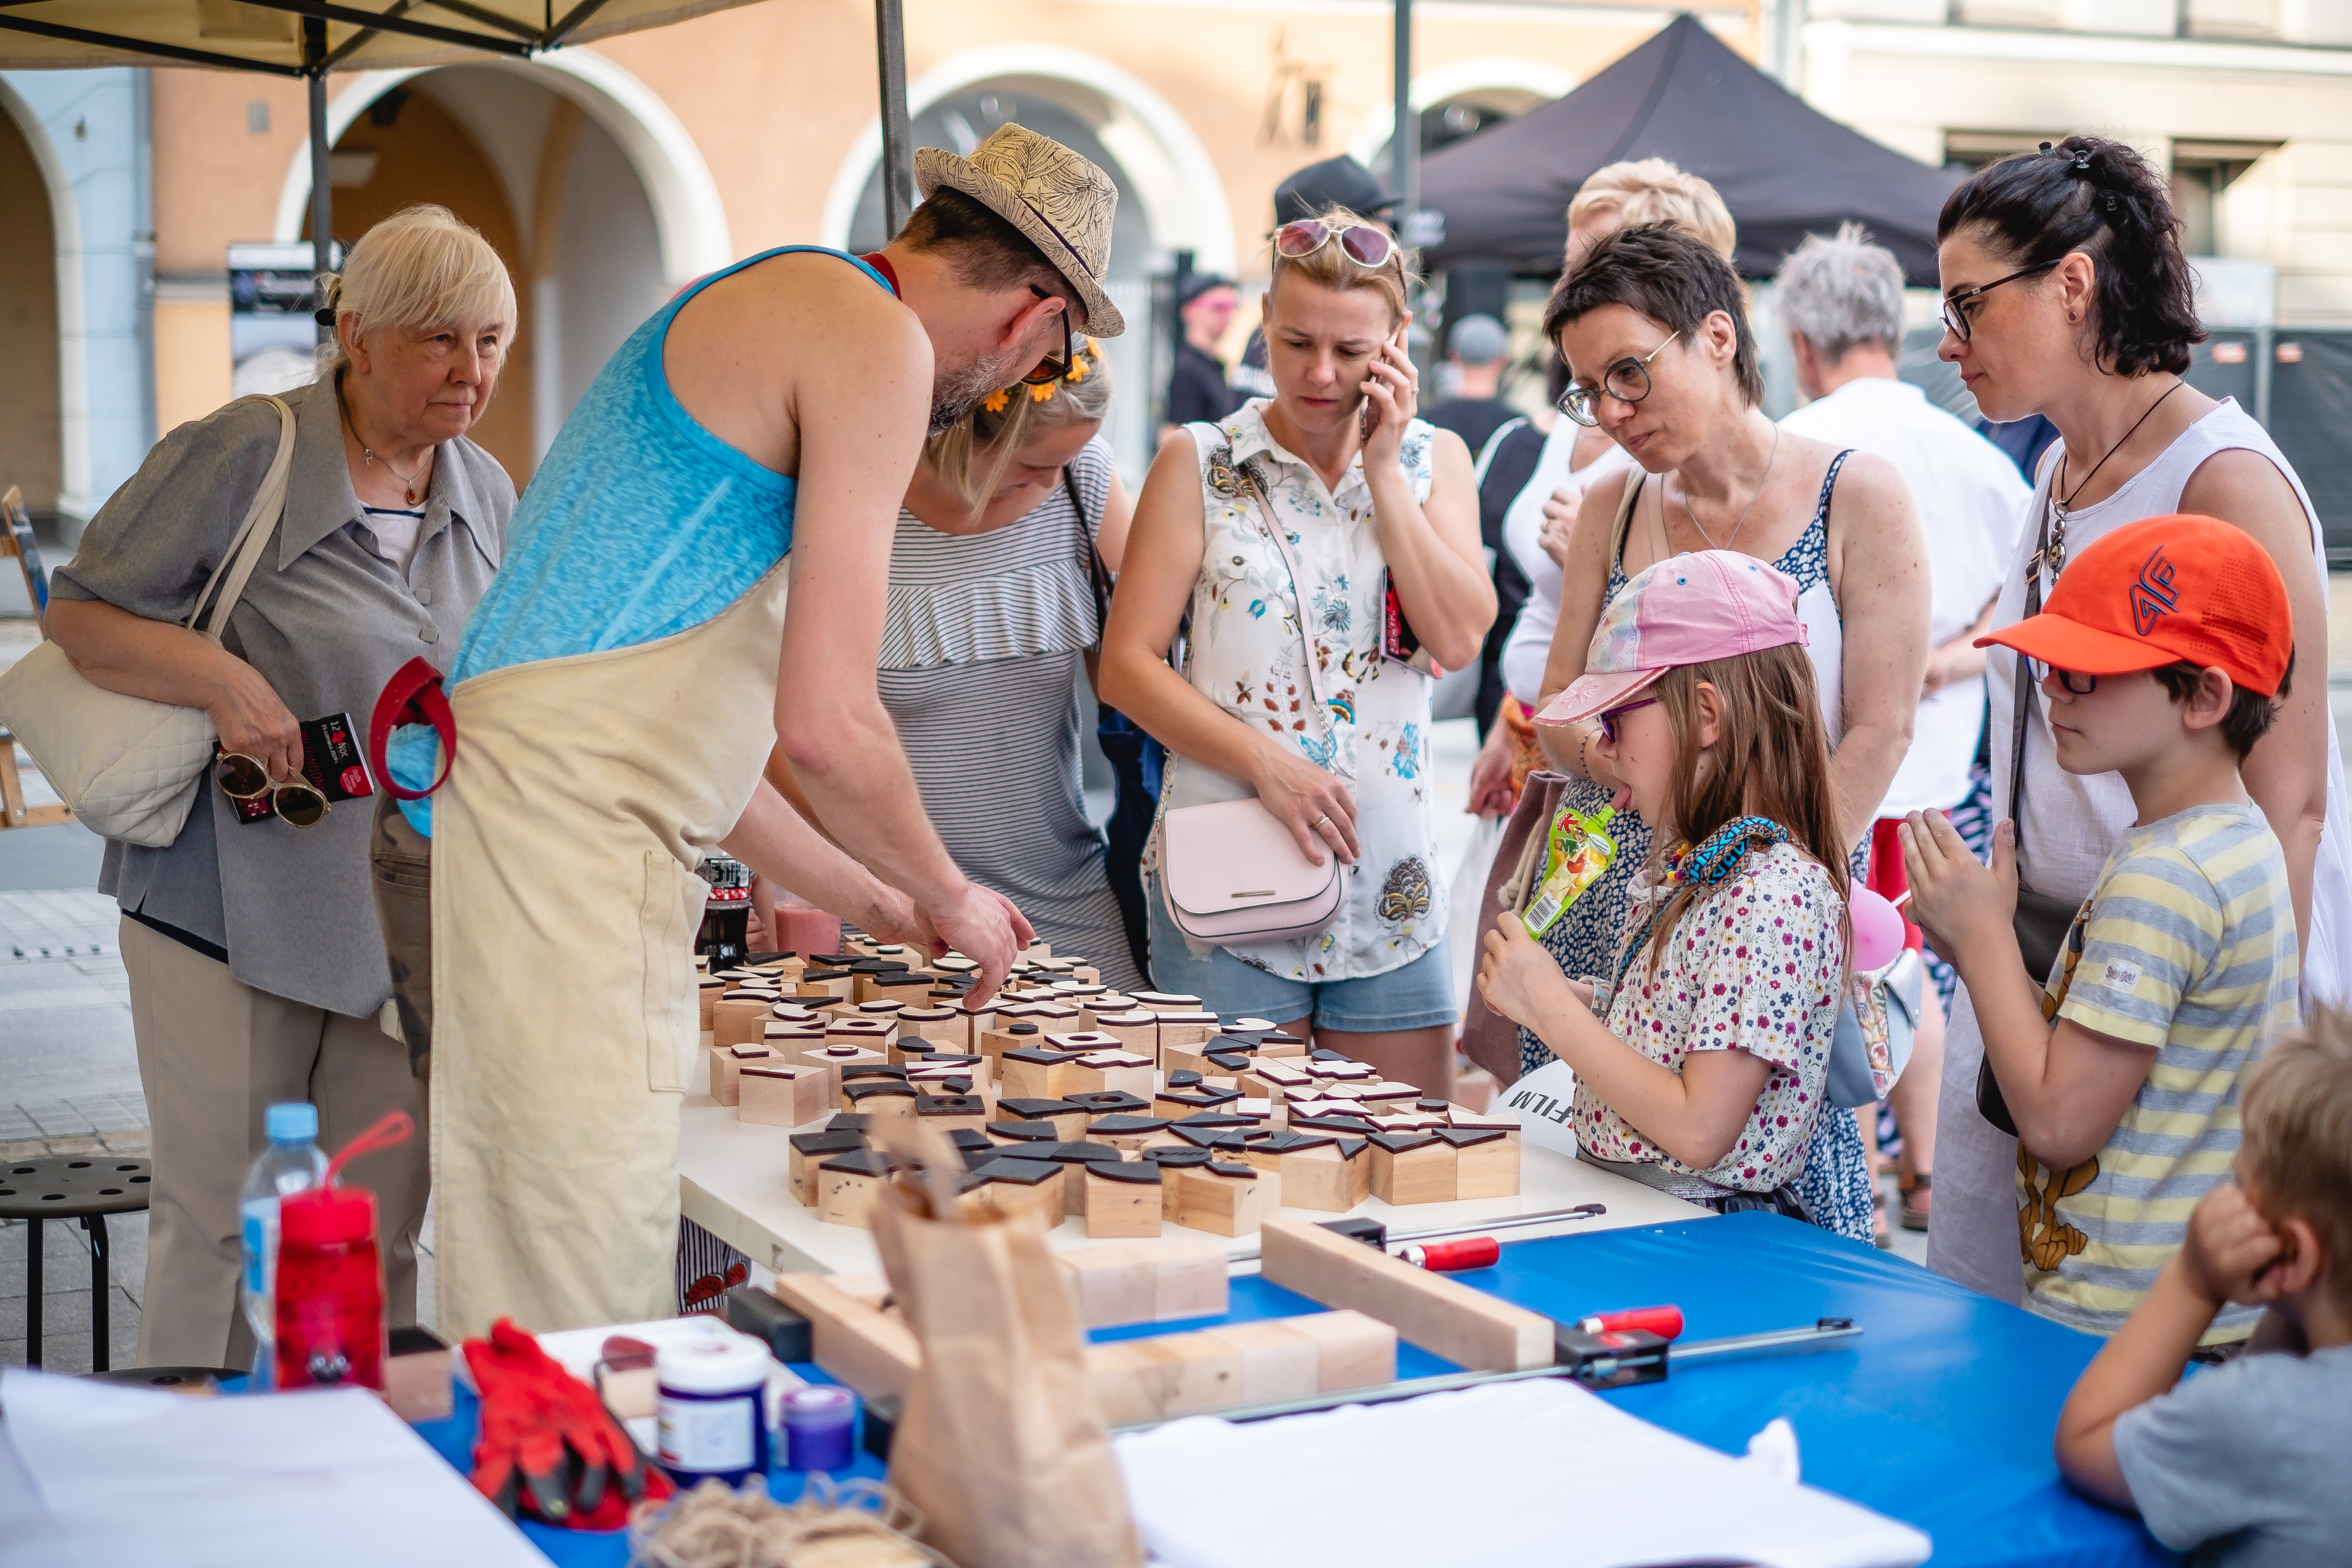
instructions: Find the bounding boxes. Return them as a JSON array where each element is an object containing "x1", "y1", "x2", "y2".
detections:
[
  {"x1": 1597, "y1": 695, "x2": 1660, "y2": 744},
  {"x1": 1274, "y1": 218, "x2": 1398, "y2": 270},
  {"x1": 215, "y1": 750, "x2": 330, "y2": 828},
  {"x1": 1021, "y1": 287, "x2": 1075, "y2": 386}
]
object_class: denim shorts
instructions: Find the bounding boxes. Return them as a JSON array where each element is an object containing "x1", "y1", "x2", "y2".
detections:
[{"x1": 1144, "y1": 878, "x2": 1458, "y2": 1033}]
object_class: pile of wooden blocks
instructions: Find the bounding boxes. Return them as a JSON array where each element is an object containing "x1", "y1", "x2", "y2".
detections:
[
  {"x1": 696, "y1": 936, "x2": 1521, "y2": 1237},
  {"x1": 770, "y1": 1236, "x2": 1401, "y2": 1422}
]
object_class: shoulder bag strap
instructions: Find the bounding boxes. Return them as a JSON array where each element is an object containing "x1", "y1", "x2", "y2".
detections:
[
  {"x1": 2008, "y1": 489, "x2": 2056, "y2": 848},
  {"x1": 1611, "y1": 467, "x2": 1644, "y2": 569},
  {"x1": 1471, "y1": 416, "x2": 1528, "y2": 489},
  {"x1": 1064, "y1": 464, "x2": 1114, "y2": 640},
  {"x1": 1238, "y1": 464, "x2": 1336, "y2": 750},
  {"x1": 186, "y1": 395, "x2": 298, "y2": 643}
]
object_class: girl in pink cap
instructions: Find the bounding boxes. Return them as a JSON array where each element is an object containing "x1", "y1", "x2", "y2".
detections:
[{"x1": 1479, "y1": 548, "x2": 1854, "y2": 1223}]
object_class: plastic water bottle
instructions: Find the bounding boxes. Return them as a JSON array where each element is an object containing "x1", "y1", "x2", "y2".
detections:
[{"x1": 240, "y1": 1102, "x2": 328, "y2": 1386}]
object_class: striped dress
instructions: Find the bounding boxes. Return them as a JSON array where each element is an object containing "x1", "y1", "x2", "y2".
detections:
[{"x1": 877, "y1": 438, "x2": 1145, "y2": 993}]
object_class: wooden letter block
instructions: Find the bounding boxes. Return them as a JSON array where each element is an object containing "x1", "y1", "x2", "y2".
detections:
[
  {"x1": 769, "y1": 1275, "x2": 921, "y2": 1401},
  {"x1": 1241, "y1": 1059, "x2": 1314, "y2": 1100},
  {"x1": 824, "y1": 1016, "x2": 896, "y2": 1050},
  {"x1": 797, "y1": 1041, "x2": 888, "y2": 1092},
  {"x1": 795, "y1": 969, "x2": 856, "y2": 1003},
  {"x1": 709, "y1": 1044, "x2": 772, "y2": 1107},
  {"x1": 1083, "y1": 1161, "x2": 1166, "y2": 1239},
  {"x1": 1269, "y1": 1140, "x2": 1355, "y2": 1212},
  {"x1": 1443, "y1": 1127, "x2": 1520, "y2": 1199},
  {"x1": 814, "y1": 1150, "x2": 894, "y2": 1228},
  {"x1": 1090, "y1": 1009, "x2": 1160, "y2": 1058},
  {"x1": 1173, "y1": 1161, "x2": 1271, "y2": 1236},
  {"x1": 1207, "y1": 1319, "x2": 1322, "y2": 1402},
  {"x1": 980, "y1": 1022, "x2": 1045, "y2": 1061},
  {"x1": 897, "y1": 1005, "x2": 966, "y2": 1049},
  {"x1": 738, "y1": 1063, "x2": 829, "y2": 1128},
  {"x1": 1071, "y1": 1051, "x2": 1155, "y2": 1099},
  {"x1": 788, "y1": 1129, "x2": 865, "y2": 1204},
  {"x1": 1156, "y1": 1011, "x2": 1224, "y2": 1050},
  {"x1": 1368, "y1": 1132, "x2": 1458, "y2": 1205},
  {"x1": 1130, "y1": 991, "x2": 1203, "y2": 1015},
  {"x1": 1259, "y1": 1217, "x2": 1552, "y2": 1372},
  {"x1": 712, "y1": 992, "x2": 773, "y2": 1047},
  {"x1": 698, "y1": 976, "x2": 725, "y2": 1031},
  {"x1": 1283, "y1": 1309, "x2": 1400, "y2": 1392}
]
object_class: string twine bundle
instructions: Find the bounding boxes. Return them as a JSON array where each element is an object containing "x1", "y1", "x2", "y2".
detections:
[{"x1": 629, "y1": 1474, "x2": 954, "y2": 1568}]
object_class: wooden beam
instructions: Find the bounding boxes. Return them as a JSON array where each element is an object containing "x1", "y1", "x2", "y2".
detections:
[
  {"x1": 768, "y1": 1274, "x2": 921, "y2": 1400},
  {"x1": 1257, "y1": 1215, "x2": 1553, "y2": 1372}
]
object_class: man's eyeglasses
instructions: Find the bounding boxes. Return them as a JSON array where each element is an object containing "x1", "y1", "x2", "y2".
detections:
[
  {"x1": 2024, "y1": 658, "x2": 2098, "y2": 695},
  {"x1": 1597, "y1": 695, "x2": 1661, "y2": 744},
  {"x1": 216, "y1": 750, "x2": 329, "y2": 828},
  {"x1": 1940, "y1": 261, "x2": 2060, "y2": 344},
  {"x1": 1273, "y1": 217, "x2": 1398, "y2": 270},
  {"x1": 1021, "y1": 286, "x2": 1075, "y2": 386},
  {"x1": 1558, "y1": 331, "x2": 1681, "y2": 428}
]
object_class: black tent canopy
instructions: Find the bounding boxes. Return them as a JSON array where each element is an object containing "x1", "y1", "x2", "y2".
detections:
[{"x1": 1418, "y1": 14, "x2": 1962, "y2": 283}]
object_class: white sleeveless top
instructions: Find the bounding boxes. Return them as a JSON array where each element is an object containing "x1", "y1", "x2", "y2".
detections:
[
  {"x1": 1146, "y1": 400, "x2": 1445, "y2": 983},
  {"x1": 1988, "y1": 399, "x2": 2351, "y2": 1008}
]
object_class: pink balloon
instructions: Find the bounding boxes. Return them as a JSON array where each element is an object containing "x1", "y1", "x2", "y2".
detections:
[{"x1": 1849, "y1": 888, "x2": 1909, "y2": 974}]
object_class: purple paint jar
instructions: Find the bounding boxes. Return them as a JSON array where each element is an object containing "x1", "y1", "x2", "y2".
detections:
[{"x1": 782, "y1": 1385, "x2": 856, "y2": 1472}]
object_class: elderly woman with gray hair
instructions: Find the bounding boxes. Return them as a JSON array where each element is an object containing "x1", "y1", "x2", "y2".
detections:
[
  {"x1": 1774, "y1": 222, "x2": 2032, "y2": 1239},
  {"x1": 44, "y1": 204, "x2": 517, "y2": 1370}
]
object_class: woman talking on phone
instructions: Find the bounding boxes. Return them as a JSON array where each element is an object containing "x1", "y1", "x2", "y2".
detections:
[{"x1": 1100, "y1": 207, "x2": 1492, "y2": 1092}]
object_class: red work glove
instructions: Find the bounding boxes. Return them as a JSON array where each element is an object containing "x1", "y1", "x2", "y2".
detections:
[{"x1": 465, "y1": 1318, "x2": 674, "y2": 1530}]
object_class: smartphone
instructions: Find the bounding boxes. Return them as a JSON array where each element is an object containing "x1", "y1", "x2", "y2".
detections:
[
  {"x1": 1381, "y1": 572, "x2": 1442, "y2": 677},
  {"x1": 1359, "y1": 323, "x2": 1412, "y2": 443}
]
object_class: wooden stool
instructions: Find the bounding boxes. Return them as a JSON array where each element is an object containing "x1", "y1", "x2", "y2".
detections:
[{"x1": 0, "y1": 1155, "x2": 152, "y2": 1371}]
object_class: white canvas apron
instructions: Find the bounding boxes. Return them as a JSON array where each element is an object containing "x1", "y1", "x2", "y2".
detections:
[{"x1": 428, "y1": 562, "x2": 788, "y2": 1339}]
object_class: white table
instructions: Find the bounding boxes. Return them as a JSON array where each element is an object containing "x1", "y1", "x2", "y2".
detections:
[{"x1": 674, "y1": 1090, "x2": 1706, "y2": 1279}]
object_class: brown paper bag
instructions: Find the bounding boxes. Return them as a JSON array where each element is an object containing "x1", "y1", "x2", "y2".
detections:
[
  {"x1": 868, "y1": 1130, "x2": 1142, "y2": 1568},
  {"x1": 1458, "y1": 769, "x2": 1570, "y2": 1087}
]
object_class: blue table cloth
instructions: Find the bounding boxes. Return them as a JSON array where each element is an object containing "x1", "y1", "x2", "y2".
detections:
[{"x1": 419, "y1": 1212, "x2": 2172, "y2": 1567}]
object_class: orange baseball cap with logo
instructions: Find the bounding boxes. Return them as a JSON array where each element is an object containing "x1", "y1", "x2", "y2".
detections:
[{"x1": 1976, "y1": 514, "x2": 2292, "y2": 696}]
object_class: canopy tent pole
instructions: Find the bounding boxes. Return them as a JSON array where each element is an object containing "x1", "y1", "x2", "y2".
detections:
[
  {"x1": 874, "y1": 0, "x2": 913, "y2": 238},
  {"x1": 306, "y1": 16, "x2": 333, "y2": 341},
  {"x1": 1391, "y1": 0, "x2": 1414, "y2": 221}
]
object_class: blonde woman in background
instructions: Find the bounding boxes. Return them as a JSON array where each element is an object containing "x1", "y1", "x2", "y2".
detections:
[
  {"x1": 871, "y1": 339, "x2": 1147, "y2": 991},
  {"x1": 43, "y1": 205, "x2": 518, "y2": 1369}
]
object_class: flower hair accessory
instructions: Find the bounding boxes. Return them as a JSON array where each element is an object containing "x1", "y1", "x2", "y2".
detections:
[{"x1": 987, "y1": 335, "x2": 1101, "y2": 414}]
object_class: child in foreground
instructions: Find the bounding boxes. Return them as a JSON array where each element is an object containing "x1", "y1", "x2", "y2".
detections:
[
  {"x1": 1478, "y1": 551, "x2": 1850, "y2": 1231},
  {"x1": 1904, "y1": 515, "x2": 2300, "y2": 1340},
  {"x1": 2052, "y1": 1015, "x2": 2352, "y2": 1565}
]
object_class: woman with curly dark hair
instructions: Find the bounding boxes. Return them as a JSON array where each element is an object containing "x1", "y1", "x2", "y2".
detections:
[{"x1": 1926, "y1": 135, "x2": 2352, "y2": 1304}]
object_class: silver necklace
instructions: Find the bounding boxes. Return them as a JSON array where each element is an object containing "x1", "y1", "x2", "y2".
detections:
[
  {"x1": 1680, "y1": 424, "x2": 1779, "y2": 551},
  {"x1": 339, "y1": 387, "x2": 431, "y2": 505}
]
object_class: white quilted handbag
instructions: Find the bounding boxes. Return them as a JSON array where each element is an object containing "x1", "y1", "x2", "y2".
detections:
[{"x1": 0, "y1": 395, "x2": 296, "y2": 848}]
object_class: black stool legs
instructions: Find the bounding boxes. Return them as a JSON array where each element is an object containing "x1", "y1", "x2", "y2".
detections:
[
  {"x1": 23, "y1": 1214, "x2": 38, "y2": 1368},
  {"x1": 82, "y1": 1213, "x2": 110, "y2": 1373}
]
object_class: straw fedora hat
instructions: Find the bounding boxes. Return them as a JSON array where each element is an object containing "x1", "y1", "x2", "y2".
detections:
[{"x1": 915, "y1": 123, "x2": 1125, "y2": 338}]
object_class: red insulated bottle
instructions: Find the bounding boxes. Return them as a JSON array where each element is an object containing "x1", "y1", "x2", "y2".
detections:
[
  {"x1": 271, "y1": 1108, "x2": 414, "y2": 1391},
  {"x1": 274, "y1": 1184, "x2": 385, "y2": 1390}
]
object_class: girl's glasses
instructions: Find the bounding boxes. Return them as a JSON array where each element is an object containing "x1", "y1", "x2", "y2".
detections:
[
  {"x1": 1597, "y1": 695, "x2": 1660, "y2": 744},
  {"x1": 1274, "y1": 218, "x2": 1397, "y2": 270},
  {"x1": 215, "y1": 750, "x2": 330, "y2": 828},
  {"x1": 1940, "y1": 260, "x2": 2060, "y2": 343},
  {"x1": 2024, "y1": 658, "x2": 2099, "y2": 695},
  {"x1": 1557, "y1": 331, "x2": 1681, "y2": 428}
]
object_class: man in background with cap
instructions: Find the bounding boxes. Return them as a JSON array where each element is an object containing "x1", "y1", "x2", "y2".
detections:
[
  {"x1": 409, "y1": 124, "x2": 1123, "y2": 1336},
  {"x1": 1162, "y1": 272, "x2": 1241, "y2": 437}
]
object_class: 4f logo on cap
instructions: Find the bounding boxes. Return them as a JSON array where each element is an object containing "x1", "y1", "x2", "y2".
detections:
[{"x1": 2131, "y1": 547, "x2": 2179, "y2": 637}]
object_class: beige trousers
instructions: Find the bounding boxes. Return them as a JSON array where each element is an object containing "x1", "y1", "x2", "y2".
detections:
[
  {"x1": 430, "y1": 563, "x2": 789, "y2": 1340},
  {"x1": 122, "y1": 915, "x2": 428, "y2": 1369}
]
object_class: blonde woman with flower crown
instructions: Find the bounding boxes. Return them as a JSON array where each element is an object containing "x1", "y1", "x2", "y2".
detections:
[{"x1": 874, "y1": 339, "x2": 1147, "y2": 992}]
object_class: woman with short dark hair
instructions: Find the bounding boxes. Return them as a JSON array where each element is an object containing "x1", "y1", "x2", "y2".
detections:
[
  {"x1": 1925, "y1": 135, "x2": 2351, "y2": 1303},
  {"x1": 1530, "y1": 222, "x2": 1930, "y2": 1241}
]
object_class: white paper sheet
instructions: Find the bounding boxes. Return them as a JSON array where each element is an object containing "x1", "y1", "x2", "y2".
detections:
[
  {"x1": 0, "y1": 1368, "x2": 545, "y2": 1568},
  {"x1": 1116, "y1": 1379, "x2": 1930, "y2": 1568}
]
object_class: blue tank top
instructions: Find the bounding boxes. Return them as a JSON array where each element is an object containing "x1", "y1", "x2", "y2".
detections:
[{"x1": 449, "y1": 245, "x2": 893, "y2": 683}]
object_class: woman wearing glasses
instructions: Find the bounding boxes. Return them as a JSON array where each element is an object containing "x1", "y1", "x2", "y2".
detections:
[
  {"x1": 1101, "y1": 208, "x2": 1493, "y2": 1092},
  {"x1": 1924, "y1": 137, "x2": 2352, "y2": 1304},
  {"x1": 40, "y1": 207, "x2": 515, "y2": 1369},
  {"x1": 1528, "y1": 223, "x2": 1930, "y2": 1241}
]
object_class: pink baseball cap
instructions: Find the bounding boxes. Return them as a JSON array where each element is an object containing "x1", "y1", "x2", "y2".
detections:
[{"x1": 1534, "y1": 550, "x2": 1809, "y2": 727}]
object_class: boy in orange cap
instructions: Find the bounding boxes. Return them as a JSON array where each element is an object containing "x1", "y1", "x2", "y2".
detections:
[{"x1": 1901, "y1": 514, "x2": 2299, "y2": 1339}]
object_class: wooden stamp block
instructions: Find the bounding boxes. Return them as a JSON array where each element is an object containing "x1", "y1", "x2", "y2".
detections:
[
  {"x1": 1259, "y1": 1218, "x2": 1552, "y2": 1372},
  {"x1": 1354, "y1": 1080, "x2": 1424, "y2": 1110},
  {"x1": 1253, "y1": 1033, "x2": 1309, "y2": 1059},
  {"x1": 764, "y1": 1010, "x2": 823, "y2": 1040},
  {"x1": 740, "y1": 1063, "x2": 829, "y2": 1128},
  {"x1": 1090, "y1": 1009, "x2": 1160, "y2": 1057},
  {"x1": 897, "y1": 1005, "x2": 966, "y2": 1049},
  {"x1": 1240, "y1": 1059, "x2": 1314, "y2": 1099},
  {"x1": 1442, "y1": 1127, "x2": 1520, "y2": 1199},
  {"x1": 911, "y1": 1092, "x2": 989, "y2": 1136},
  {"x1": 1207, "y1": 1319, "x2": 1321, "y2": 1403},
  {"x1": 1047, "y1": 1142, "x2": 1123, "y2": 1214},
  {"x1": 1268, "y1": 1139, "x2": 1355, "y2": 1212},
  {"x1": 698, "y1": 976, "x2": 725, "y2": 1031},
  {"x1": 1144, "y1": 1148, "x2": 1211, "y2": 1218},
  {"x1": 814, "y1": 1149, "x2": 894, "y2": 1228},
  {"x1": 1083, "y1": 1160, "x2": 1165, "y2": 1238},
  {"x1": 1305, "y1": 1058, "x2": 1376, "y2": 1082},
  {"x1": 1130, "y1": 991, "x2": 1203, "y2": 1015},
  {"x1": 1368, "y1": 1131, "x2": 1456, "y2": 1205},
  {"x1": 910, "y1": 1054, "x2": 991, "y2": 1094},
  {"x1": 824, "y1": 1016, "x2": 897, "y2": 1050},
  {"x1": 841, "y1": 1078, "x2": 918, "y2": 1120},
  {"x1": 787, "y1": 1129, "x2": 865, "y2": 1205},
  {"x1": 867, "y1": 971, "x2": 935, "y2": 1008},
  {"x1": 1087, "y1": 1115, "x2": 1173, "y2": 1153},
  {"x1": 1070, "y1": 1051, "x2": 1155, "y2": 1099},
  {"x1": 712, "y1": 992, "x2": 773, "y2": 1048},
  {"x1": 980, "y1": 1022, "x2": 1045, "y2": 1059},
  {"x1": 998, "y1": 1047, "x2": 1084, "y2": 1103},
  {"x1": 1173, "y1": 1161, "x2": 1271, "y2": 1236},
  {"x1": 795, "y1": 968, "x2": 856, "y2": 1003},
  {"x1": 709, "y1": 1044, "x2": 772, "y2": 1107},
  {"x1": 996, "y1": 1099, "x2": 1091, "y2": 1141},
  {"x1": 1284, "y1": 1309, "x2": 1400, "y2": 1392},
  {"x1": 1156, "y1": 1011, "x2": 1224, "y2": 1050},
  {"x1": 797, "y1": 1040, "x2": 888, "y2": 1091}
]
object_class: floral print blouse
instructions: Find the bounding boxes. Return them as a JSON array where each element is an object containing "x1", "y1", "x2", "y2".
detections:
[
  {"x1": 1146, "y1": 399, "x2": 1445, "y2": 983},
  {"x1": 1574, "y1": 841, "x2": 1845, "y2": 1191}
]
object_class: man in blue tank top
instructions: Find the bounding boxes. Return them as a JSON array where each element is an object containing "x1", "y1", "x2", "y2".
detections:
[{"x1": 409, "y1": 127, "x2": 1129, "y2": 1337}]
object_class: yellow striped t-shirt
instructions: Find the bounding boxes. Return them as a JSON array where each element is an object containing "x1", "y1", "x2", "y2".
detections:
[{"x1": 2018, "y1": 802, "x2": 2297, "y2": 1339}]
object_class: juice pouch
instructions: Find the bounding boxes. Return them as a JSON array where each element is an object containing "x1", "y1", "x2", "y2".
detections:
[{"x1": 1521, "y1": 802, "x2": 1618, "y2": 938}]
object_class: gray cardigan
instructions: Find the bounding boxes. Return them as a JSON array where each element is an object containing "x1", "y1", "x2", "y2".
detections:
[{"x1": 51, "y1": 376, "x2": 513, "y2": 1017}]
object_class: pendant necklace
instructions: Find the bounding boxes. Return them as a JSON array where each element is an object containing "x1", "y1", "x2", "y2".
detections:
[
  {"x1": 1682, "y1": 424, "x2": 1780, "y2": 550},
  {"x1": 339, "y1": 387, "x2": 431, "y2": 505},
  {"x1": 2043, "y1": 379, "x2": 2182, "y2": 577}
]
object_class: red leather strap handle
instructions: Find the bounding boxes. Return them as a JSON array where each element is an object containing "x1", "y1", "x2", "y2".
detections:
[{"x1": 369, "y1": 657, "x2": 457, "y2": 802}]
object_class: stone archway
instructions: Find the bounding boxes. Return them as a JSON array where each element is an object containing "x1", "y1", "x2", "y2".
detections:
[{"x1": 0, "y1": 83, "x2": 62, "y2": 530}]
